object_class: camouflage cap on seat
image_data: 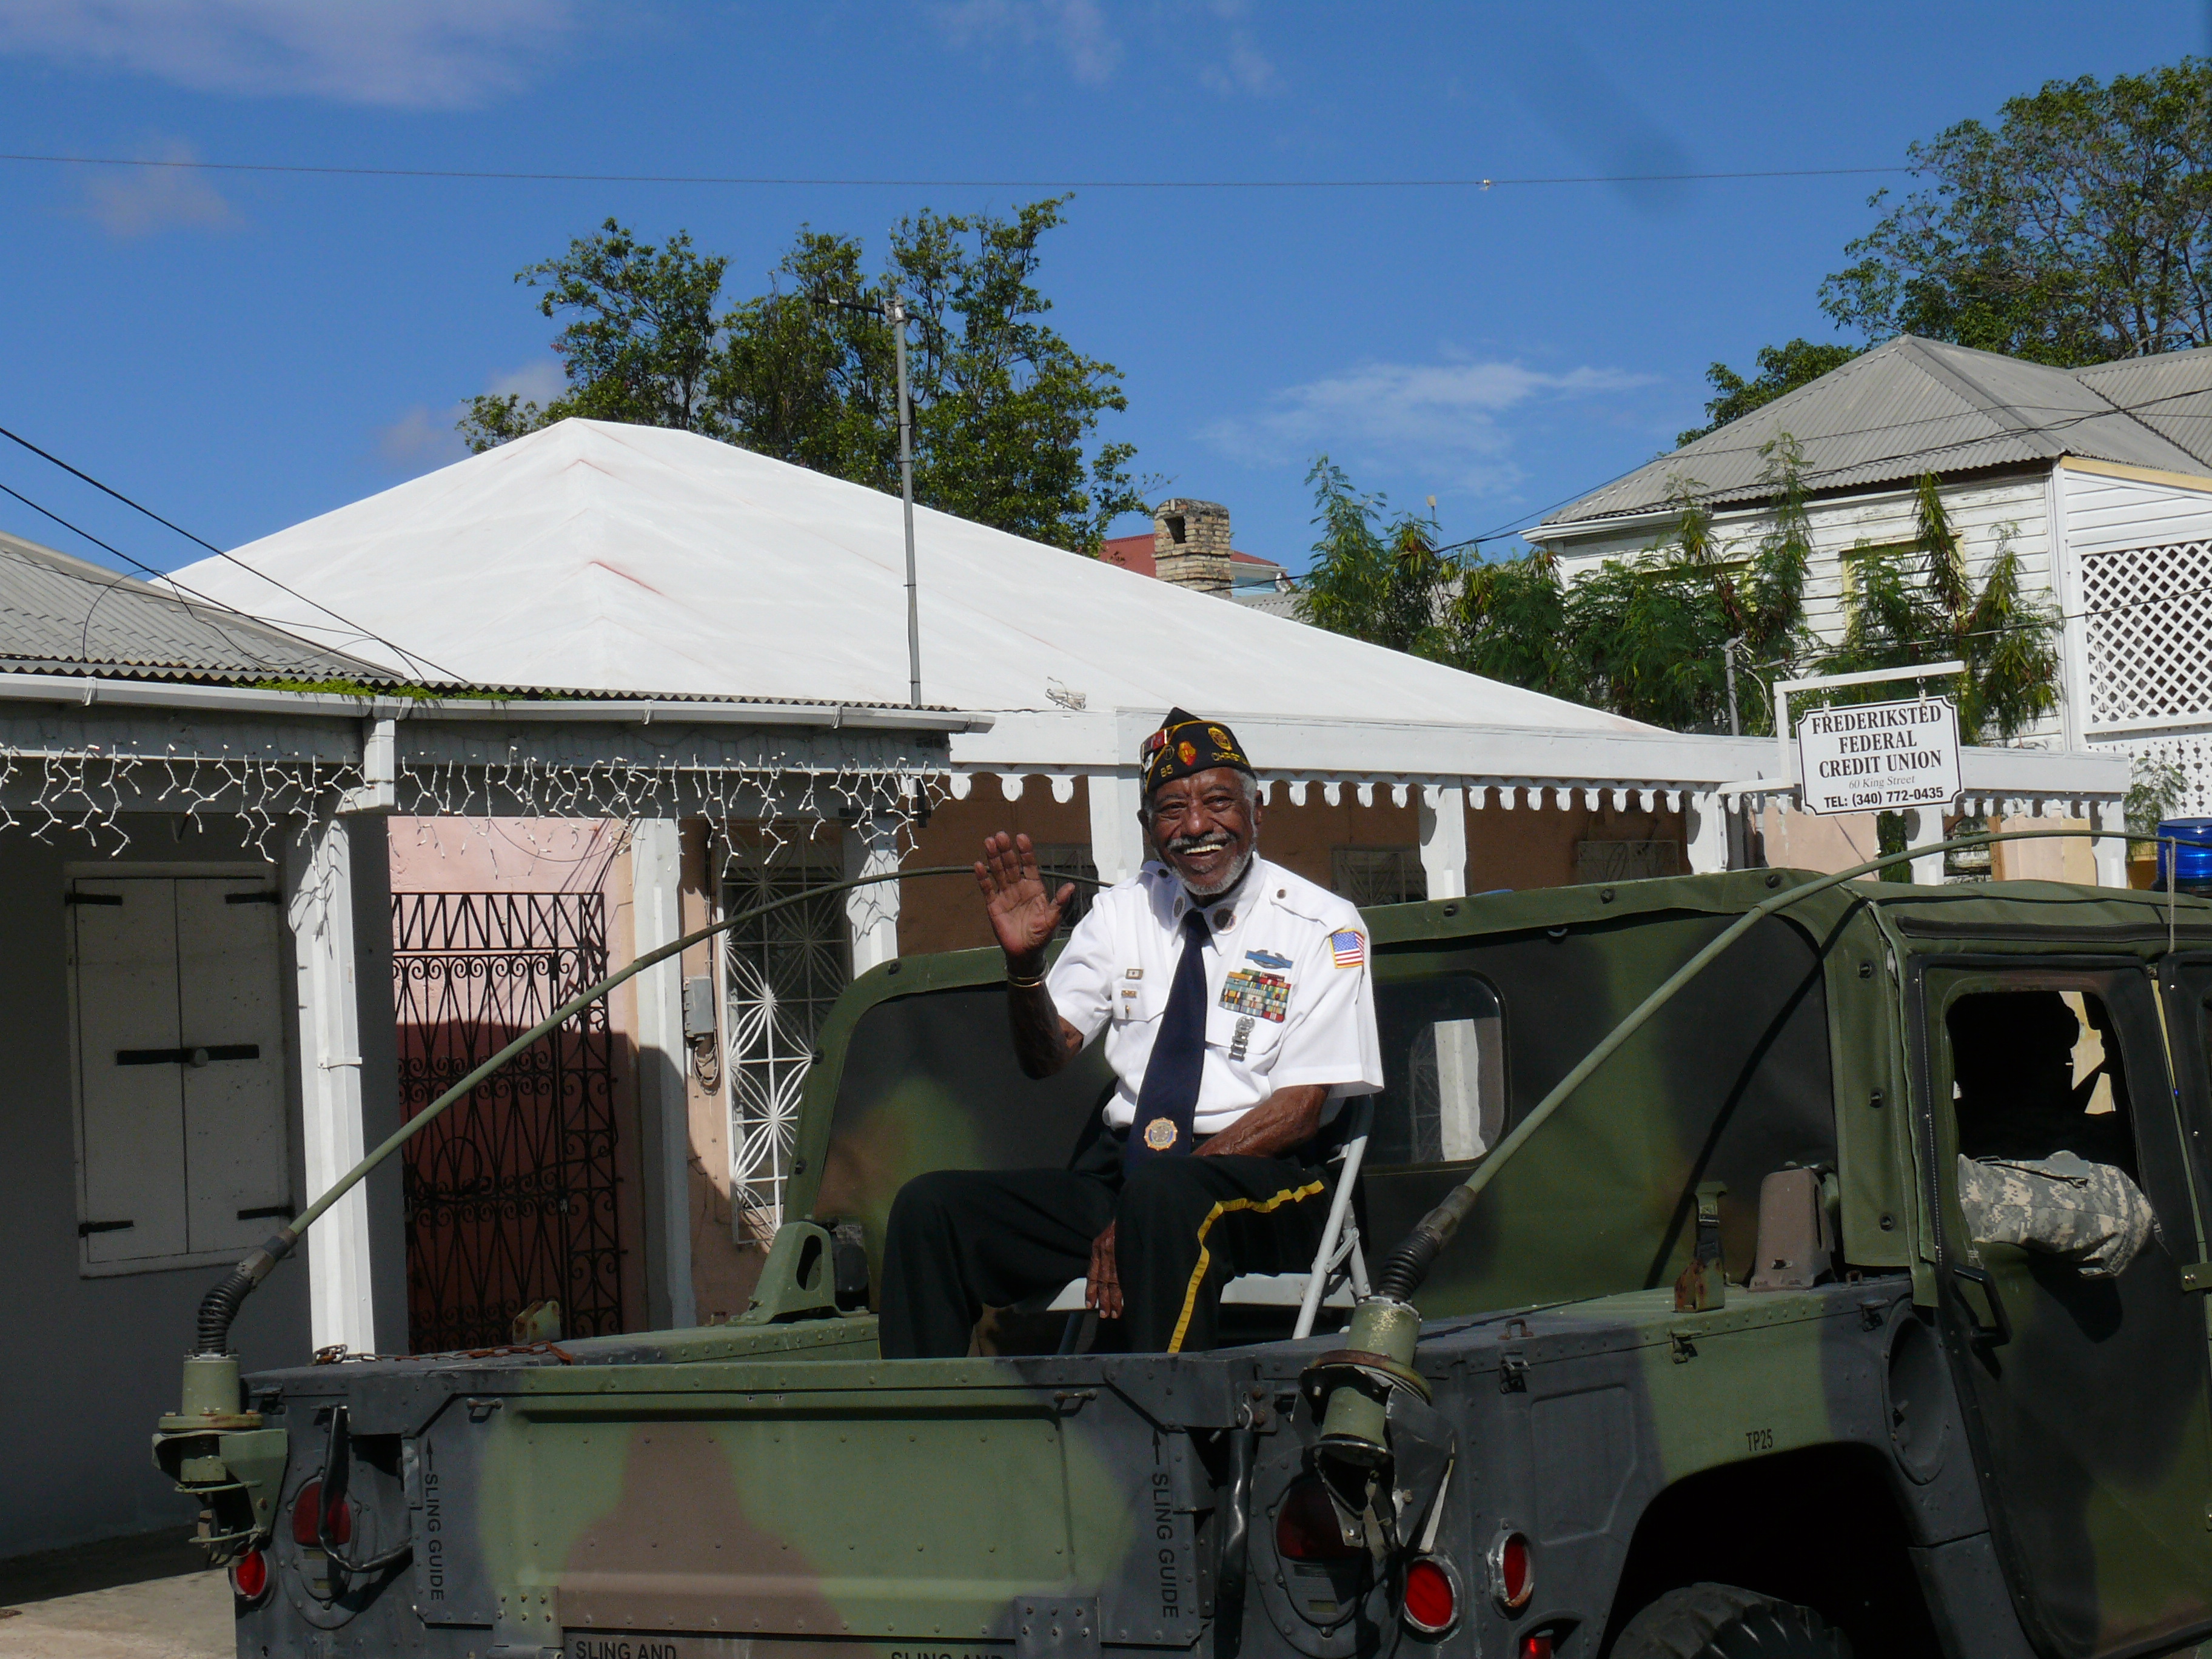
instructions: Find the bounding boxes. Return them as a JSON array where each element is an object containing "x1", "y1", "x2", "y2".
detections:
[{"x1": 1141, "y1": 708, "x2": 1255, "y2": 795}]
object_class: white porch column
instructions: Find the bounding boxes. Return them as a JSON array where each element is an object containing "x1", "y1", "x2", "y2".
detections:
[
  {"x1": 1418, "y1": 786, "x2": 1468, "y2": 899},
  {"x1": 1685, "y1": 792, "x2": 1730, "y2": 874},
  {"x1": 286, "y1": 814, "x2": 376, "y2": 1355},
  {"x1": 1907, "y1": 808, "x2": 1947, "y2": 885},
  {"x1": 844, "y1": 814, "x2": 902, "y2": 974},
  {"x1": 630, "y1": 818, "x2": 695, "y2": 1330},
  {"x1": 1087, "y1": 770, "x2": 1148, "y2": 886},
  {"x1": 2093, "y1": 800, "x2": 2129, "y2": 888}
]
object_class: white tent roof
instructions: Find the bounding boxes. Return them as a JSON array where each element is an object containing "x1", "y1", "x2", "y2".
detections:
[{"x1": 169, "y1": 420, "x2": 1643, "y2": 736}]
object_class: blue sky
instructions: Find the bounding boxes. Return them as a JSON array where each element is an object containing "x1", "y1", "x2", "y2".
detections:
[{"x1": 0, "y1": 0, "x2": 2205, "y2": 585}]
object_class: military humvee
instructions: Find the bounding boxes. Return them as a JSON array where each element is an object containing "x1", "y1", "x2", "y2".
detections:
[{"x1": 172, "y1": 870, "x2": 2212, "y2": 1659}]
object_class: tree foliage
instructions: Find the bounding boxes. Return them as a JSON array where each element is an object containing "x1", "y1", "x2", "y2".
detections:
[
  {"x1": 1300, "y1": 460, "x2": 1463, "y2": 662},
  {"x1": 1820, "y1": 59, "x2": 2212, "y2": 365},
  {"x1": 1677, "y1": 339, "x2": 1865, "y2": 445},
  {"x1": 1818, "y1": 474, "x2": 2060, "y2": 743},
  {"x1": 458, "y1": 201, "x2": 1149, "y2": 552},
  {"x1": 1302, "y1": 446, "x2": 2056, "y2": 746}
]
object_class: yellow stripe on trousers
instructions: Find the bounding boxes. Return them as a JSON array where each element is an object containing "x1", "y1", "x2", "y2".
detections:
[{"x1": 1166, "y1": 1179, "x2": 1328, "y2": 1354}]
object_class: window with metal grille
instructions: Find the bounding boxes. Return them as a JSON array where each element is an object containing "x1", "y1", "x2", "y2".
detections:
[
  {"x1": 1029, "y1": 843, "x2": 1099, "y2": 934},
  {"x1": 1574, "y1": 839, "x2": 1683, "y2": 882},
  {"x1": 719, "y1": 836, "x2": 849, "y2": 1241},
  {"x1": 1332, "y1": 846, "x2": 1427, "y2": 907},
  {"x1": 2081, "y1": 540, "x2": 2212, "y2": 728}
]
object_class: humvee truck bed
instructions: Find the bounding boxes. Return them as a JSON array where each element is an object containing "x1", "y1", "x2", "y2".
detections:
[{"x1": 196, "y1": 871, "x2": 2212, "y2": 1659}]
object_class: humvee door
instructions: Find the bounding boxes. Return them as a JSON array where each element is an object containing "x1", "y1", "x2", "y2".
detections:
[{"x1": 1917, "y1": 958, "x2": 2212, "y2": 1657}]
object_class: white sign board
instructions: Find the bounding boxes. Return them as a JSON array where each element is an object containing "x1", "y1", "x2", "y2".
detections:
[{"x1": 1795, "y1": 695, "x2": 1962, "y2": 817}]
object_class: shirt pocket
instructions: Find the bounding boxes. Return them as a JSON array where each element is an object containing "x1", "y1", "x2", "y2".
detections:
[
  {"x1": 1113, "y1": 972, "x2": 1162, "y2": 1026},
  {"x1": 1208, "y1": 971, "x2": 1293, "y2": 1062}
]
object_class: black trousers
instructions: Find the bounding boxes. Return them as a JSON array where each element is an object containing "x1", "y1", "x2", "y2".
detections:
[{"x1": 878, "y1": 1130, "x2": 1334, "y2": 1357}]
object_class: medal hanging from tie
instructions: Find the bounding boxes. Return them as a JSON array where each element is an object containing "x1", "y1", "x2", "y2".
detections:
[{"x1": 1127, "y1": 910, "x2": 1211, "y2": 1171}]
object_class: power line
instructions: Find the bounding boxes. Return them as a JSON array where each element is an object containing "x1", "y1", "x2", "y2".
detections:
[
  {"x1": 0, "y1": 150, "x2": 1913, "y2": 192},
  {"x1": 0, "y1": 422, "x2": 463, "y2": 684}
]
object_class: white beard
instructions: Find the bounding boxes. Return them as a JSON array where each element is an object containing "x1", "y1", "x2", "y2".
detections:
[{"x1": 1179, "y1": 844, "x2": 1255, "y2": 899}]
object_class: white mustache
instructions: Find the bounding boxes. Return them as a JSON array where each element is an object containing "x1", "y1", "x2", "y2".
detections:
[{"x1": 1168, "y1": 833, "x2": 1233, "y2": 856}]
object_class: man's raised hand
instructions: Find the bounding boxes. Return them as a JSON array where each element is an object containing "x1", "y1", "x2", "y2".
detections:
[{"x1": 975, "y1": 831, "x2": 1075, "y2": 966}]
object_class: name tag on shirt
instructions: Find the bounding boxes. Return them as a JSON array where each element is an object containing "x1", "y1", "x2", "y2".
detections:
[{"x1": 1219, "y1": 968, "x2": 1290, "y2": 1022}]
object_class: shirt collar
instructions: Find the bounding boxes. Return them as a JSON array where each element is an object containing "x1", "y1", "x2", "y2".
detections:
[{"x1": 1164, "y1": 853, "x2": 1268, "y2": 936}]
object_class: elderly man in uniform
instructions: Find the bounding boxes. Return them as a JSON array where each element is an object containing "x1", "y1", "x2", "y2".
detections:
[{"x1": 879, "y1": 709, "x2": 1382, "y2": 1357}]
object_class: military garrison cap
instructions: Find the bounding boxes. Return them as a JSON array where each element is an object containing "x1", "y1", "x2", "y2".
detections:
[{"x1": 1141, "y1": 708, "x2": 1255, "y2": 796}]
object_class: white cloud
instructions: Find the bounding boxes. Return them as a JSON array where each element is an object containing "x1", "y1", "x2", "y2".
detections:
[
  {"x1": 1200, "y1": 28, "x2": 1275, "y2": 95},
  {"x1": 484, "y1": 360, "x2": 565, "y2": 405},
  {"x1": 73, "y1": 141, "x2": 238, "y2": 236},
  {"x1": 378, "y1": 359, "x2": 563, "y2": 472},
  {"x1": 1202, "y1": 357, "x2": 1654, "y2": 495},
  {"x1": 0, "y1": 0, "x2": 572, "y2": 108},
  {"x1": 932, "y1": 0, "x2": 1121, "y2": 84}
]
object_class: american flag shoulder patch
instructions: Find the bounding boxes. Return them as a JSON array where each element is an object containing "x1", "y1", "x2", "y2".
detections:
[{"x1": 1330, "y1": 929, "x2": 1366, "y2": 968}]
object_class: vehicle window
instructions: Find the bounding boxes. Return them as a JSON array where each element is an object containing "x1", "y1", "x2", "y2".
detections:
[
  {"x1": 1945, "y1": 989, "x2": 2137, "y2": 1179},
  {"x1": 1367, "y1": 975, "x2": 1504, "y2": 1166}
]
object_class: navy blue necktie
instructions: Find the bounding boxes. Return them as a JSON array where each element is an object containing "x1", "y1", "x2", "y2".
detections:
[{"x1": 1128, "y1": 908, "x2": 1212, "y2": 1172}]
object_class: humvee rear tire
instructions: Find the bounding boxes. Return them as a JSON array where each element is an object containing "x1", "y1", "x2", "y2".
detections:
[{"x1": 1612, "y1": 1582, "x2": 1851, "y2": 1658}]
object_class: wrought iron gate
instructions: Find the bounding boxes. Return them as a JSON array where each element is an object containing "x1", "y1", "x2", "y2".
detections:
[{"x1": 392, "y1": 892, "x2": 624, "y2": 1351}]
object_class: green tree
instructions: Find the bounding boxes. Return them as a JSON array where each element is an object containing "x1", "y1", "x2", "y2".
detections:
[
  {"x1": 1550, "y1": 440, "x2": 1814, "y2": 732},
  {"x1": 1299, "y1": 459, "x2": 1464, "y2": 662},
  {"x1": 1299, "y1": 441, "x2": 1814, "y2": 733},
  {"x1": 1677, "y1": 339, "x2": 1865, "y2": 445},
  {"x1": 461, "y1": 221, "x2": 730, "y2": 441},
  {"x1": 1817, "y1": 473, "x2": 2060, "y2": 742},
  {"x1": 458, "y1": 200, "x2": 1148, "y2": 552},
  {"x1": 1820, "y1": 59, "x2": 2212, "y2": 365}
]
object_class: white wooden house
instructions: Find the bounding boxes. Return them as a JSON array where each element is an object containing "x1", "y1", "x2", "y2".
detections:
[{"x1": 1527, "y1": 334, "x2": 2212, "y2": 816}]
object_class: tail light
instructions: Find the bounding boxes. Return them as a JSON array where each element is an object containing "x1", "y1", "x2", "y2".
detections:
[
  {"x1": 229, "y1": 1547, "x2": 269, "y2": 1601},
  {"x1": 1489, "y1": 1527, "x2": 1533, "y2": 1610},
  {"x1": 1401, "y1": 1555, "x2": 1460, "y2": 1635},
  {"x1": 1520, "y1": 1635, "x2": 1554, "y2": 1659},
  {"x1": 290, "y1": 1480, "x2": 352, "y2": 1547},
  {"x1": 1275, "y1": 1478, "x2": 1363, "y2": 1561}
]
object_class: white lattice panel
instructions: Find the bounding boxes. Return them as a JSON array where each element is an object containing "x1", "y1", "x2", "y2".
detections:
[
  {"x1": 2081, "y1": 540, "x2": 2212, "y2": 726},
  {"x1": 2119, "y1": 731, "x2": 2212, "y2": 817}
]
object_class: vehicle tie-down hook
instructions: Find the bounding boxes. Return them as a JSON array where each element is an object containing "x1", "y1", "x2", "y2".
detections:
[{"x1": 1300, "y1": 1296, "x2": 1456, "y2": 1562}]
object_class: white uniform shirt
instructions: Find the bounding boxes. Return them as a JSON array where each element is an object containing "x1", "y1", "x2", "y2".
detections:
[{"x1": 1047, "y1": 854, "x2": 1384, "y2": 1136}]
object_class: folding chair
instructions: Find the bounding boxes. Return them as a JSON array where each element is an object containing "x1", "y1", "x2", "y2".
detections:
[{"x1": 1034, "y1": 1095, "x2": 1375, "y2": 1349}]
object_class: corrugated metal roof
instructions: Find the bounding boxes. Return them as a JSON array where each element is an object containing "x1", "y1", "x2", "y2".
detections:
[
  {"x1": 0, "y1": 529, "x2": 388, "y2": 683},
  {"x1": 1538, "y1": 335, "x2": 2212, "y2": 532}
]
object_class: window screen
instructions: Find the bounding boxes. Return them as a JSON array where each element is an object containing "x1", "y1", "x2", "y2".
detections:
[{"x1": 1366, "y1": 974, "x2": 1504, "y2": 1166}]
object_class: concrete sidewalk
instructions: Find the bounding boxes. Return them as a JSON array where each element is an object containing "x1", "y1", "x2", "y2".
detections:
[{"x1": 0, "y1": 1532, "x2": 229, "y2": 1659}]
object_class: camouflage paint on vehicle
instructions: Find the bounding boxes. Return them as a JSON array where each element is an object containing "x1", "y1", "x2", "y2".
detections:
[{"x1": 192, "y1": 871, "x2": 2212, "y2": 1659}]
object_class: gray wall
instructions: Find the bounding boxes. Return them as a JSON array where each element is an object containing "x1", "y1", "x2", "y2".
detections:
[{"x1": 0, "y1": 814, "x2": 398, "y2": 1557}]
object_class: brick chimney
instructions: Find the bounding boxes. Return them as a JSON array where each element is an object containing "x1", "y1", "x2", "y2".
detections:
[{"x1": 1151, "y1": 499, "x2": 1233, "y2": 596}]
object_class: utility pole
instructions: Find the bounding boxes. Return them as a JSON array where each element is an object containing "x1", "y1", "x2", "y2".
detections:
[
  {"x1": 1723, "y1": 635, "x2": 1744, "y2": 736},
  {"x1": 814, "y1": 289, "x2": 923, "y2": 706},
  {"x1": 889, "y1": 290, "x2": 920, "y2": 708}
]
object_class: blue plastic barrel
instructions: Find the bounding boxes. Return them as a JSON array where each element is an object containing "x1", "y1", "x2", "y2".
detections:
[{"x1": 2157, "y1": 818, "x2": 2212, "y2": 894}]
